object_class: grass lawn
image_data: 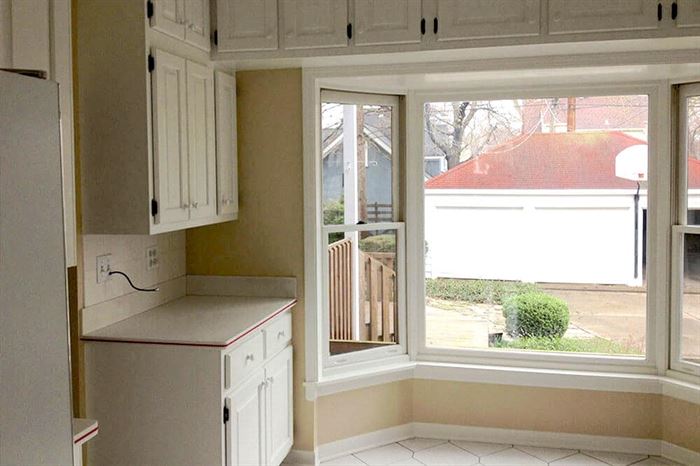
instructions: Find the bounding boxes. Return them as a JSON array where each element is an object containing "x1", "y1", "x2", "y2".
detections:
[{"x1": 492, "y1": 336, "x2": 640, "y2": 354}]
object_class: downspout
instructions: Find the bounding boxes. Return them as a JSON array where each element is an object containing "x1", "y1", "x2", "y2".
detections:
[{"x1": 634, "y1": 181, "x2": 640, "y2": 279}]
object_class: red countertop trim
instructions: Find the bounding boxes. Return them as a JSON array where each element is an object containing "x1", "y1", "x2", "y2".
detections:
[{"x1": 74, "y1": 425, "x2": 99, "y2": 445}]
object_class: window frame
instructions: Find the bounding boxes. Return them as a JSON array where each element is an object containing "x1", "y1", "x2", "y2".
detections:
[
  {"x1": 670, "y1": 82, "x2": 700, "y2": 377},
  {"x1": 317, "y1": 90, "x2": 408, "y2": 374},
  {"x1": 408, "y1": 84, "x2": 667, "y2": 374}
]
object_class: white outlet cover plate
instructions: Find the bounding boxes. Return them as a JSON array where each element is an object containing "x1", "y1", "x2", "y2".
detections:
[
  {"x1": 146, "y1": 246, "x2": 159, "y2": 270},
  {"x1": 96, "y1": 254, "x2": 112, "y2": 284}
]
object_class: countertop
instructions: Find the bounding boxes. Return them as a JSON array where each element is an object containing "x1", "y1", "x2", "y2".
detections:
[
  {"x1": 73, "y1": 418, "x2": 98, "y2": 446},
  {"x1": 82, "y1": 295, "x2": 296, "y2": 348}
]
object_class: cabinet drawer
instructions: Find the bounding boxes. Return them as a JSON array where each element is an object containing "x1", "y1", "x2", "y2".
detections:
[
  {"x1": 225, "y1": 332, "x2": 264, "y2": 389},
  {"x1": 264, "y1": 312, "x2": 292, "y2": 358}
]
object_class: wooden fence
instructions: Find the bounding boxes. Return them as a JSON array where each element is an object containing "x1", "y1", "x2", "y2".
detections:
[{"x1": 328, "y1": 237, "x2": 397, "y2": 343}]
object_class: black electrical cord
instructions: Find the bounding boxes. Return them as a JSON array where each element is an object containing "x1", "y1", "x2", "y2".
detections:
[{"x1": 108, "y1": 270, "x2": 159, "y2": 292}]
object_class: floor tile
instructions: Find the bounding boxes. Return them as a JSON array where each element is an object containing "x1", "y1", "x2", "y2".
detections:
[
  {"x1": 550, "y1": 453, "x2": 608, "y2": 465},
  {"x1": 413, "y1": 443, "x2": 479, "y2": 466},
  {"x1": 632, "y1": 457, "x2": 684, "y2": 465},
  {"x1": 390, "y1": 459, "x2": 424, "y2": 465},
  {"x1": 399, "y1": 438, "x2": 447, "y2": 452},
  {"x1": 451, "y1": 440, "x2": 510, "y2": 457},
  {"x1": 354, "y1": 443, "x2": 413, "y2": 466},
  {"x1": 516, "y1": 445, "x2": 577, "y2": 462},
  {"x1": 582, "y1": 450, "x2": 648, "y2": 466},
  {"x1": 480, "y1": 447, "x2": 547, "y2": 465},
  {"x1": 321, "y1": 454, "x2": 367, "y2": 465}
]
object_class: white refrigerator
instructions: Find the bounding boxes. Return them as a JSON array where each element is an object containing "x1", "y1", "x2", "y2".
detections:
[{"x1": 0, "y1": 70, "x2": 74, "y2": 465}]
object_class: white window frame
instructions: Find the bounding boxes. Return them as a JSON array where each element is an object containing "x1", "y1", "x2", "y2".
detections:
[
  {"x1": 408, "y1": 83, "x2": 668, "y2": 375},
  {"x1": 670, "y1": 82, "x2": 700, "y2": 378},
  {"x1": 312, "y1": 89, "x2": 409, "y2": 377}
]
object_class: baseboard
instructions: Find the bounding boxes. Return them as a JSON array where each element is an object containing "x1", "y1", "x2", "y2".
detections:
[
  {"x1": 317, "y1": 424, "x2": 414, "y2": 462},
  {"x1": 317, "y1": 423, "x2": 700, "y2": 465},
  {"x1": 284, "y1": 448, "x2": 317, "y2": 465}
]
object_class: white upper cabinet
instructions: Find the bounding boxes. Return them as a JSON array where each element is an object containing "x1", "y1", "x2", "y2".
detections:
[
  {"x1": 676, "y1": 0, "x2": 700, "y2": 28},
  {"x1": 548, "y1": 0, "x2": 660, "y2": 34},
  {"x1": 150, "y1": 0, "x2": 210, "y2": 50},
  {"x1": 184, "y1": 0, "x2": 211, "y2": 51},
  {"x1": 150, "y1": 0, "x2": 186, "y2": 40},
  {"x1": 215, "y1": 72, "x2": 239, "y2": 218},
  {"x1": 185, "y1": 61, "x2": 217, "y2": 221},
  {"x1": 434, "y1": 0, "x2": 540, "y2": 41},
  {"x1": 354, "y1": 0, "x2": 423, "y2": 46},
  {"x1": 281, "y1": 0, "x2": 348, "y2": 49},
  {"x1": 217, "y1": 0, "x2": 279, "y2": 52},
  {"x1": 152, "y1": 49, "x2": 190, "y2": 226}
]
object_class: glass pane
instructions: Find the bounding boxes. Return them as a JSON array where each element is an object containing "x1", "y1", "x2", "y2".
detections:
[
  {"x1": 686, "y1": 96, "x2": 700, "y2": 224},
  {"x1": 321, "y1": 102, "x2": 394, "y2": 225},
  {"x1": 682, "y1": 234, "x2": 700, "y2": 366},
  {"x1": 328, "y1": 229, "x2": 398, "y2": 356},
  {"x1": 424, "y1": 95, "x2": 648, "y2": 356}
]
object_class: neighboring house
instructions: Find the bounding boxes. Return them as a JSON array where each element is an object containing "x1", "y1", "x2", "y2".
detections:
[{"x1": 424, "y1": 131, "x2": 682, "y2": 286}]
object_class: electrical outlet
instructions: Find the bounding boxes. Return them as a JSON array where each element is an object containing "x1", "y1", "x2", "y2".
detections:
[
  {"x1": 146, "y1": 246, "x2": 159, "y2": 271},
  {"x1": 96, "y1": 254, "x2": 112, "y2": 284}
]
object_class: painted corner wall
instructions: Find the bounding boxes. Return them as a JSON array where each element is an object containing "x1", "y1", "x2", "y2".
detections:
[
  {"x1": 317, "y1": 380, "x2": 700, "y2": 453},
  {"x1": 185, "y1": 68, "x2": 317, "y2": 451}
]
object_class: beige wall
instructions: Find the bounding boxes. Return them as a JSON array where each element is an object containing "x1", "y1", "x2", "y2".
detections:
[
  {"x1": 318, "y1": 379, "x2": 699, "y2": 453},
  {"x1": 186, "y1": 68, "x2": 316, "y2": 451}
]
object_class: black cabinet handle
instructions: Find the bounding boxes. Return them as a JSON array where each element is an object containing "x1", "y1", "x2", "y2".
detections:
[
  {"x1": 672, "y1": 1, "x2": 678, "y2": 20},
  {"x1": 347, "y1": 23, "x2": 352, "y2": 39},
  {"x1": 433, "y1": 17, "x2": 438, "y2": 34},
  {"x1": 658, "y1": 2, "x2": 663, "y2": 21},
  {"x1": 421, "y1": 18, "x2": 426, "y2": 35}
]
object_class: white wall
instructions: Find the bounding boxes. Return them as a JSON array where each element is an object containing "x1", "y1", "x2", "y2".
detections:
[{"x1": 425, "y1": 189, "x2": 646, "y2": 286}]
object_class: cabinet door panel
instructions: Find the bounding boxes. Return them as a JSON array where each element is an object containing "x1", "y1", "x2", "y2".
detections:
[
  {"x1": 152, "y1": 49, "x2": 189, "y2": 225},
  {"x1": 355, "y1": 0, "x2": 422, "y2": 46},
  {"x1": 677, "y1": 0, "x2": 700, "y2": 28},
  {"x1": 184, "y1": 0, "x2": 211, "y2": 51},
  {"x1": 215, "y1": 71, "x2": 238, "y2": 217},
  {"x1": 186, "y1": 61, "x2": 217, "y2": 221},
  {"x1": 281, "y1": 0, "x2": 348, "y2": 50},
  {"x1": 226, "y1": 371, "x2": 266, "y2": 466},
  {"x1": 549, "y1": 0, "x2": 659, "y2": 34},
  {"x1": 265, "y1": 346, "x2": 293, "y2": 466},
  {"x1": 150, "y1": 0, "x2": 186, "y2": 40},
  {"x1": 436, "y1": 0, "x2": 540, "y2": 41},
  {"x1": 217, "y1": 0, "x2": 278, "y2": 52}
]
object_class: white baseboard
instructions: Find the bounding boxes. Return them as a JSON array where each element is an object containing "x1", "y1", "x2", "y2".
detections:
[
  {"x1": 284, "y1": 448, "x2": 317, "y2": 465},
  {"x1": 317, "y1": 423, "x2": 700, "y2": 465}
]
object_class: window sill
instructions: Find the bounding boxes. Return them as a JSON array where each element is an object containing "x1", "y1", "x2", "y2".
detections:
[{"x1": 304, "y1": 361, "x2": 700, "y2": 404}]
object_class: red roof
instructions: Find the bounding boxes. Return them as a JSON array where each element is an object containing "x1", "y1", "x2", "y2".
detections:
[{"x1": 425, "y1": 131, "x2": 652, "y2": 190}]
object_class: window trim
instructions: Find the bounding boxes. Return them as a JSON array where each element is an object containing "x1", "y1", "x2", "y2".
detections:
[{"x1": 408, "y1": 84, "x2": 666, "y2": 374}]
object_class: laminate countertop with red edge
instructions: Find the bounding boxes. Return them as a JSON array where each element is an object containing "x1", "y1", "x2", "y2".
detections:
[{"x1": 81, "y1": 296, "x2": 296, "y2": 348}]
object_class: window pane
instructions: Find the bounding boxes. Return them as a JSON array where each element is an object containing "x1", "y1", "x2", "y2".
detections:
[
  {"x1": 682, "y1": 234, "x2": 700, "y2": 366},
  {"x1": 424, "y1": 95, "x2": 648, "y2": 356},
  {"x1": 322, "y1": 102, "x2": 394, "y2": 225},
  {"x1": 328, "y1": 229, "x2": 398, "y2": 356},
  {"x1": 686, "y1": 96, "x2": 700, "y2": 224}
]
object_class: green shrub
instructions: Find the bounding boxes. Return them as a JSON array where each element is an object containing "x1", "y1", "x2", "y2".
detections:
[
  {"x1": 323, "y1": 199, "x2": 344, "y2": 226},
  {"x1": 503, "y1": 292, "x2": 569, "y2": 338},
  {"x1": 492, "y1": 336, "x2": 638, "y2": 355},
  {"x1": 360, "y1": 234, "x2": 395, "y2": 253},
  {"x1": 425, "y1": 278, "x2": 538, "y2": 305}
]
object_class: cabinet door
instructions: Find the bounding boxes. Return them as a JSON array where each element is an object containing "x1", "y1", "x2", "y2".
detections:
[
  {"x1": 185, "y1": 60, "x2": 217, "y2": 221},
  {"x1": 215, "y1": 71, "x2": 238, "y2": 218},
  {"x1": 435, "y1": 0, "x2": 540, "y2": 41},
  {"x1": 217, "y1": 0, "x2": 278, "y2": 52},
  {"x1": 548, "y1": 0, "x2": 660, "y2": 34},
  {"x1": 280, "y1": 0, "x2": 348, "y2": 50},
  {"x1": 677, "y1": 0, "x2": 700, "y2": 28},
  {"x1": 354, "y1": 0, "x2": 422, "y2": 46},
  {"x1": 150, "y1": 0, "x2": 186, "y2": 40},
  {"x1": 152, "y1": 49, "x2": 190, "y2": 226},
  {"x1": 226, "y1": 371, "x2": 266, "y2": 466},
  {"x1": 265, "y1": 346, "x2": 293, "y2": 466},
  {"x1": 184, "y1": 0, "x2": 211, "y2": 51}
]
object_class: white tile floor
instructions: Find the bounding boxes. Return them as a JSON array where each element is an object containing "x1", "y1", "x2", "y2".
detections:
[{"x1": 318, "y1": 439, "x2": 685, "y2": 466}]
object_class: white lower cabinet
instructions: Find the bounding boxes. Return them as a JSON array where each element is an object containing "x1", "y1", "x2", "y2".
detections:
[{"x1": 225, "y1": 346, "x2": 293, "y2": 466}]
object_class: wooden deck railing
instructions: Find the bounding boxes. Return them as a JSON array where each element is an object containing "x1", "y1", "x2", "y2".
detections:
[{"x1": 328, "y1": 238, "x2": 353, "y2": 340}]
